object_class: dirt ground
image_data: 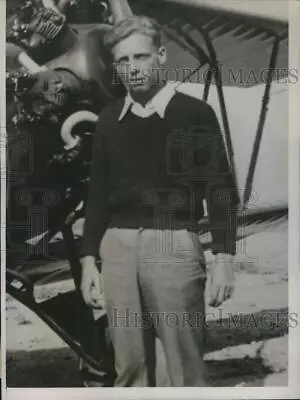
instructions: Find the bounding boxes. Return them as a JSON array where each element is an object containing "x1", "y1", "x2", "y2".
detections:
[{"x1": 6, "y1": 220, "x2": 289, "y2": 387}]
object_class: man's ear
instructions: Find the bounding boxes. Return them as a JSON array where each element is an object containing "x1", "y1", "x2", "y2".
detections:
[{"x1": 158, "y1": 46, "x2": 167, "y2": 64}]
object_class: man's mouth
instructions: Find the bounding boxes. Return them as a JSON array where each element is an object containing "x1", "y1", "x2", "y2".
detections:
[
  {"x1": 128, "y1": 78, "x2": 146, "y2": 86},
  {"x1": 129, "y1": 81, "x2": 144, "y2": 86}
]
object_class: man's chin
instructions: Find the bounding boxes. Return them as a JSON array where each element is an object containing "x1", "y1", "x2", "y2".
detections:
[{"x1": 128, "y1": 83, "x2": 150, "y2": 93}]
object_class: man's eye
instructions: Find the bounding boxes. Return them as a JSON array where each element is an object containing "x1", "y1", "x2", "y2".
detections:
[
  {"x1": 115, "y1": 59, "x2": 127, "y2": 66},
  {"x1": 136, "y1": 54, "x2": 149, "y2": 60},
  {"x1": 115, "y1": 61, "x2": 129, "y2": 72}
]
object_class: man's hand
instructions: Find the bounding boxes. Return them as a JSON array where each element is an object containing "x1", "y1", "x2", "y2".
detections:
[
  {"x1": 81, "y1": 256, "x2": 103, "y2": 309},
  {"x1": 209, "y1": 253, "x2": 235, "y2": 307}
]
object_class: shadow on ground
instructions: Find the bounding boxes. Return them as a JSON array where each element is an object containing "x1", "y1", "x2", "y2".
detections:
[
  {"x1": 7, "y1": 346, "x2": 273, "y2": 387},
  {"x1": 7, "y1": 347, "x2": 81, "y2": 387},
  {"x1": 7, "y1": 305, "x2": 288, "y2": 388}
]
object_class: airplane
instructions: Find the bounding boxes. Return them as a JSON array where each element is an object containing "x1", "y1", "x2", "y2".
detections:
[{"x1": 5, "y1": 0, "x2": 289, "y2": 387}]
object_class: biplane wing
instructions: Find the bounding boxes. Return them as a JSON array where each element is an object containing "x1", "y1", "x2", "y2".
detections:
[{"x1": 127, "y1": 0, "x2": 288, "y2": 87}]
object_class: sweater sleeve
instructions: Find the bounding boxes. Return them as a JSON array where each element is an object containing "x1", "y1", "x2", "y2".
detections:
[
  {"x1": 80, "y1": 115, "x2": 111, "y2": 258},
  {"x1": 194, "y1": 101, "x2": 238, "y2": 255}
]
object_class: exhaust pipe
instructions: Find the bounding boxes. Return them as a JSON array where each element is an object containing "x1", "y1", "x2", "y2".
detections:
[
  {"x1": 18, "y1": 52, "x2": 48, "y2": 73},
  {"x1": 6, "y1": 42, "x2": 48, "y2": 73},
  {"x1": 60, "y1": 110, "x2": 99, "y2": 150}
]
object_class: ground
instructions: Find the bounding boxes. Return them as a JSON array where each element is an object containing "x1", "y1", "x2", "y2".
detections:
[{"x1": 6, "y1": 219, "x2": 289, "y2": 387}]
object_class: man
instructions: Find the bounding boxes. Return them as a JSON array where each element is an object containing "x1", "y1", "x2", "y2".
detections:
[{"x1": 81, "y1": 16, "x2": 237, "y2": 387}]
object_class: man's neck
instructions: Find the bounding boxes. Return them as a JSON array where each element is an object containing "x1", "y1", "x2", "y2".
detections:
[{"x1": 129, "y1": 81, "x2": 166, "y2": 106}]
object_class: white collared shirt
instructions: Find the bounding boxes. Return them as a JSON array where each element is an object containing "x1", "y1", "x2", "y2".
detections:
[{"x1": 118, "y1": 81, "x2": 183, "y2": 121}]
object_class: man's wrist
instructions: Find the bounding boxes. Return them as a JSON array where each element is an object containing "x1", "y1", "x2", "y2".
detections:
[{"x1": 81, "y1": 255, "x2": 96, "y2": 264}]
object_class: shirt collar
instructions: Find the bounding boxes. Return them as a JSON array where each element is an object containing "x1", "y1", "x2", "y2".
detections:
[{"x1": 118, "y1": 81, "x2": 181, "y2": 121}]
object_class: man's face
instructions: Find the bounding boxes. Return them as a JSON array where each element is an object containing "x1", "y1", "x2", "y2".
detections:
[{"x1": 112, "y1": 32, "x2": 166, "y2": 94}]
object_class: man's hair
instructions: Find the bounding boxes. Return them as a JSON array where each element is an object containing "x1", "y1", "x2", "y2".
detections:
[{"x1": 104, "y1": 16, "x2": 163, "y2": 51}]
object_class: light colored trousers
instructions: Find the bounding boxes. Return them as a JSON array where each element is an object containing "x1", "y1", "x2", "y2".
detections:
[{"x1": 100, "y1": 227, "x2": 208, "y2": 387}]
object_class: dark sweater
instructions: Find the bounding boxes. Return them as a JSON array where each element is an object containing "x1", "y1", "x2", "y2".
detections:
[{"x1": 81, "y1": 92, "x2": 238, "y2": 257}]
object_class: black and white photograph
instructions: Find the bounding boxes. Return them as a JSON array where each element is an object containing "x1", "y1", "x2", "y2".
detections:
[{"x1": 3, "y1": 0, "x2": 298, "y2": 393}]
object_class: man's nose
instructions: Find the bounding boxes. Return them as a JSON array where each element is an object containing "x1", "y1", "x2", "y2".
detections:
[{"x1": 128, "y1": 63, "x2": 139, "y2": 75}]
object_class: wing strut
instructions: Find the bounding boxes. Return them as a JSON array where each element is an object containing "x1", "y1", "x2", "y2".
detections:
[
  {"x1": 243, "y1": 36, "x2": 280, "y2": 207},
  {"x1": 178, "y1": 21, "x2": 240, "y2": 203}
]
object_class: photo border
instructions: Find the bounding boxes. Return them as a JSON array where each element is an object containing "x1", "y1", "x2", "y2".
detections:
[{"x1": 1, "y1": 0, "x2": 299, "y2": 399}]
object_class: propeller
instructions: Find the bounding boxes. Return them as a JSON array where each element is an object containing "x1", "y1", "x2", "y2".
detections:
[{"x1": 109, "y1": 0, "x2": 133, "y2": 25}]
